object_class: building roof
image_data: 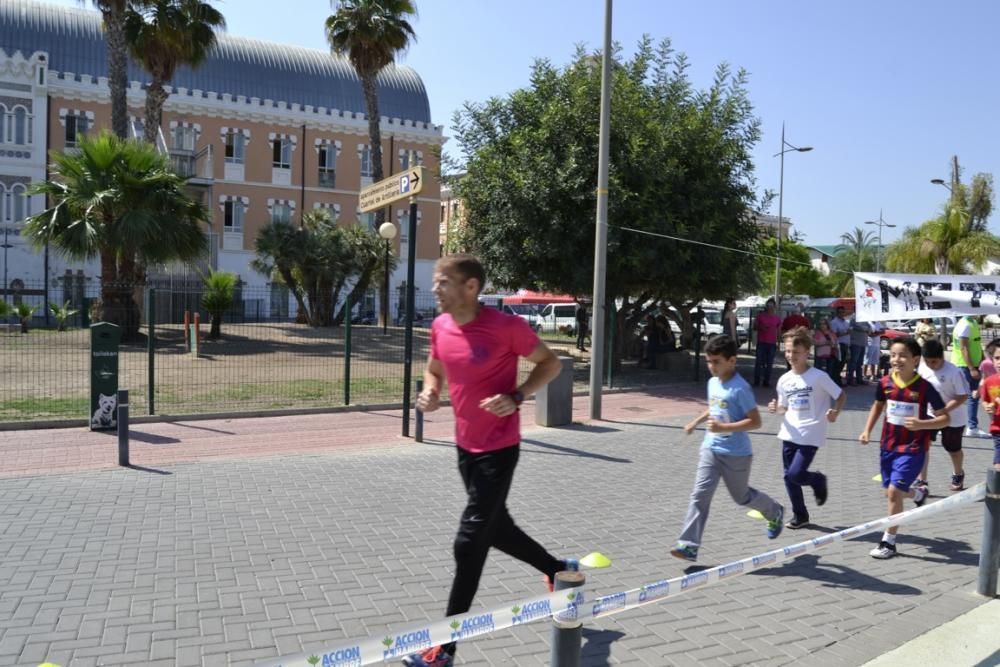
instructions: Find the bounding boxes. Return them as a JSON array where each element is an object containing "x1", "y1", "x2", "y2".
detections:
[
  {"x1": 0, "y1": 0, "x2": 432, "y2": 124},
  {"x1": 808, "y1": 245, "x2": 843, "y2": 256}
]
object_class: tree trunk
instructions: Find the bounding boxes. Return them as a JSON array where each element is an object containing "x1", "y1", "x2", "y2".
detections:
[
  {"x1": 102, "y1": 8, "x2": 130, "y2": 140},
  {"x1": 361, "y1": 72, "x2": 385, "y2": 228},
  {"x1": 209, "y1": 315, "x2": 221, "y2": 340},
  {"x1": 276, "y1": 269, "x2": 310, "y2": 325},
  {"x1": 143, "y1": 78, "x2": 170, "y2": 145},
  {"x1": 333, "y1": 260, "x2": 377, "y2": 325}
]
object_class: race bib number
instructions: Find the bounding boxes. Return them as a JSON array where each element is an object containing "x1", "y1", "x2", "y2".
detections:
[
  {"x1": 886, "y1": 400, "x2": 917, "y2": 426},
  {"x1": 788, "y1": 393, "x2": 811, "y2": 412}
]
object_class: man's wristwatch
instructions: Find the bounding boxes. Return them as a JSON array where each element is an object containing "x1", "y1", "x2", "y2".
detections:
[{"x1": 509, "y1": 390, "x2": 524, "y2": 406}]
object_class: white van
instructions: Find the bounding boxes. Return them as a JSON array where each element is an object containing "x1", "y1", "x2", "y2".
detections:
[{"x1": 538, "y1": 302, "x2": 582, "y2": 335}]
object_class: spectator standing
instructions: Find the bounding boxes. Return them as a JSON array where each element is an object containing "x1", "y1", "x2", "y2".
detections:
[
  {"x1": 813, "y1": 318, "x2": 838, "y2": 378},
  {"x1": 865, "y1": 321, "x2": 883, "y2": 381},
  {"x1": 574, "y1": 300, "x2": 588, "y2": 351},
  {"x1": 753, "y1": 299, "x2": 782, "y2": 387},
  {"x1": 952, "y1": 315, "x2": 987, "y2": 438},
  {"x1": 781, "y1": 303, "x2": 811, "y2": 334},
  {"x1": 830, "y1": 307, "x2": 852, "y2": 387},
  {"x1": 848, "y1": 318, "x2": 871, "y2": 386},
  {"x1": 723, "y1": 299, "x2": 740, "y2": 342}
]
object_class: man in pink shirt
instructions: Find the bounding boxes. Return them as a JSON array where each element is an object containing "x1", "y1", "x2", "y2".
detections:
[
  {"x1": 408, "y1": 254, "x2": 566, "y2": 667},
  {"x1": 754, "y1": 298, "x2": 782, "y2": 387}
]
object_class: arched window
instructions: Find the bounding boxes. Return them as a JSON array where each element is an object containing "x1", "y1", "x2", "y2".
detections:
[
  {"x1": 0, "y1": 105, "x2": 7, "y2": 145},
  {"x1": 11, "y1": 185, "x2": 28, "y2": 222},
  {"x1": 12, "y1": 107, "x2": 29, "y2": 145}
]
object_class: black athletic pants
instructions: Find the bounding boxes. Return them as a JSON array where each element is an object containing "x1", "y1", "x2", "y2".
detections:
[{"x1": 445, "y1": 444, "x2": 561, "y2": 618}]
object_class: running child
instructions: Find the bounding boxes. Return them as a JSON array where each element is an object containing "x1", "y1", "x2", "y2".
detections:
[
  {"x1": 916, "y1": 338, "x2": 969, "y2": 492},
  {"x1": 671, "y1": 335, "x2": 785, "y2": 562},
  {"x1": 859, "y1": 337, "x2": 947, "y2": 559},
  {"x1": 979, "y1": 343, "x2": 1000, "y2": 472},
  {"x1": 768, "y1": 327, "x2": 846, "y2": 528}
]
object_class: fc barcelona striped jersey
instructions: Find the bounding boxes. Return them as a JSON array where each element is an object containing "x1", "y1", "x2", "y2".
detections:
[{"x1": 875, "y1": 373, "x2": 945, "y2": 453}]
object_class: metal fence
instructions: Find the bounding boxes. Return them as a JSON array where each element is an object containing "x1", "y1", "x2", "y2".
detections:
[{"x1": 0, "y1": 280, "x2": 448, "y2": 423}]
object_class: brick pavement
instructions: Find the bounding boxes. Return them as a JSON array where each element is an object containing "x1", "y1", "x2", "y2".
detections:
[{"x1": 0, "y1": 380, "x2": 995, "y2": 666}]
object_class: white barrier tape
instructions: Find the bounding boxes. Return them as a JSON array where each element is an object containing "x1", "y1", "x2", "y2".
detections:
[{"x1": 256, "y1": 483, "x2": 985, "y2": 667}]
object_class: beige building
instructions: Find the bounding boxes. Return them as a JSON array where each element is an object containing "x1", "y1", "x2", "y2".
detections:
[{"x1": 0, "y1": 0, "x2": 445, "y2": 310}]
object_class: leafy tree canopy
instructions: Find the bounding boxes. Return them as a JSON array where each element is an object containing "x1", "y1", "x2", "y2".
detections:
[{"x1": 451, "y1": 37, "x2": 765, "y2": 312}]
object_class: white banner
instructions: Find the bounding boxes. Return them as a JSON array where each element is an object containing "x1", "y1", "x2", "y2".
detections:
[{"x1": 854, "y1": 272, "x2": 1000, "y2": 322}]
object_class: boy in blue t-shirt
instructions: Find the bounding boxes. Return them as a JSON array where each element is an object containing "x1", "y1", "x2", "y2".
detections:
[{"x1": 671, "y1": 335, "x2": 786, "y2": 562}]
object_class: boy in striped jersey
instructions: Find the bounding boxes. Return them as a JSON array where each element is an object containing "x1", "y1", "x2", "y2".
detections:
[{"x1": 859, "y1": 337, "x2": 947, "y2": 559}]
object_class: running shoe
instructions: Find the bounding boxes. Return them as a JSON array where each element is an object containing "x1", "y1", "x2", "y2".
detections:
[
  {"x1": 544, "y1": 558, "x2": 579, "y2": 592},
  {"x1": 669, "y1": 543, "x2": 698, "y2": 562},
  {"x1": 950, "y1": 473, "x2": 965, "y2": 492},
  {"x1": 869, "y1": 541, "x2": 897, "y2": 559},
  {"x1": 766, "y1": 506, "x2": 785, "y2": 539},
  {"x1": 912, "y1": 483, "x2": 928, "y2": 507},
  {"x1": 785, "y1": 515, "x2": 810, "y2": 529},
  {"x1": 402, "y1": 646, "x2": 454, "y2": 667},
  {"x1": 813, "y1": 472, "x2": 829, "y2": 506}
]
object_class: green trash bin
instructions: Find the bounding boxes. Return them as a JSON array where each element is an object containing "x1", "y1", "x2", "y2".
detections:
[{"x1": 90, "y1": 322, "x2": 120, "y2": 431}]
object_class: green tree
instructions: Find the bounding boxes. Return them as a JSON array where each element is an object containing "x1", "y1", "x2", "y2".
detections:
[
  {"x1": 86, "y1": 1, "x2": 141, "y2": 138},
  {"x1": 838, "y1": 227, "x2": 878, "y2": 271},
  {"x1": 452, "y1": 38, "x2": 765, "y2": 356},
  {"x1": 201, "y1": 269, "x2": 237, "y2": 339},
  {"x1": 49, "y1": 301, "x2": 80, "y2": 332},
  {"x1": 14, "y1": 303, "x2": 38, "y2": 334},
  {"x1": 757, "y1": 238, "x2": 826, "y2": 298},
  {"x1": 125, "y1": 0, "x2": 226, "y2": 144},
  {"x1": 24, "y1": 131, "x2": 208, "y2": 340},
  {"x1": 253, "y1": 210, "x2": 373, "y2": 327},
  {"x1": 325, "y1": 0, "x2": 417, "y2": 230},
  {"x1": 885, "y1": 203, "x2": 1000, "y2": 275}
]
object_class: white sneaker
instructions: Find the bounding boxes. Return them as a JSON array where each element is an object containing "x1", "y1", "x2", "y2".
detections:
[
  {"x1": 869, "y1": 541, "x2": 897, "y2": 559},
  {"x1": 965, "y1": 427, "x2": 990, "y2": 438}
]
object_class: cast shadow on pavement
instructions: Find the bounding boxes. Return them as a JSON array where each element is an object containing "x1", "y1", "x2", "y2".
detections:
[
  {"x1": 416, "y1": 437, "x2": 631, "y2": 463},
  {"x1": 581, "y1": 627, "x2": 627, "y2": 666},
  {"x1": 851, "y1": 532, "x2": 979, "y2": 566},
  {"x1": 750, "y1": 554, "x2": 922, "y2": 595},
  {"x1": 521, "y1": 438, "x2": 631, "y2": 463},
  {"x1": 120, "y1": 431, "x2": 181, "y2": 445},
  {"x1": 123, "y1": 464, "x2": 172, "y2": 475},
  {"x1": 170, "y1": 422, "x2": 237, "y2": 435}
]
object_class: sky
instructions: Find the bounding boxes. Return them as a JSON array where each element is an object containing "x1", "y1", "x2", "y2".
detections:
[{"x1": 44, "y1": 0, "x2": 1000, "y2": 246}]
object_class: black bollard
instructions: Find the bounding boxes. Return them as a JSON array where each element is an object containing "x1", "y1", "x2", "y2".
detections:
[
  {"x1": 415, "y1": 379, "x2": 424, "y2": 443},
  {"x1": 117, "y1": 388, "x2": 129, "y2": 466},
  {"x1": 550, "y1": 570, "x2": 584, "y2": 667},
  {"x1": 978, "y1": 468, "x2": 1000, "y2": 597}
]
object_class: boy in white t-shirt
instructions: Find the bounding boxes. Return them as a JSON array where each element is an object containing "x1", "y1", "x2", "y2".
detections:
[
  {"x1": 768, "y1": 327, "x2": 847, "y2": 528},
  {"x1": 916, "y1": 338, "x2": 970, "y2": 491}
]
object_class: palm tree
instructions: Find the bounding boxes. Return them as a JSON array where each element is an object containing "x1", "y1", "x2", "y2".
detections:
[
  {"x1": 837, "y1": 226, "x2": 878, "y2": 271},
  {"x1": 326, "y1": 0, "x2": 417, "y2": 229},
  {"x1": 86, "y1": 1, "x2": 144, "y2": 139},
  {"x1": 125, "y1": 0, "x2": 226, "y2": 144},
  {"x1": 24, "y1": 131, "x2": 208, "y2": 340},
  {"x1": 885, "y1": 203, "x2": 1000, "y2": 275},
  {"x1": 201, "y1": 269, "x2": 237, "y2": 339},
  {"x1": 50, "y1": 301, "x2": 80, "y2": 332}
]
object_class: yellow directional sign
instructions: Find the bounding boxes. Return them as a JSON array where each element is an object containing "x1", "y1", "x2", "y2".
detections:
[{"x1": 359, "y1": 166, "x2": 424, "y2": 212}]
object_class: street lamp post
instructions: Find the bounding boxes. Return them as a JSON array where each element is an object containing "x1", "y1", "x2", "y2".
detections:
[
  {"x1": 864, "y1": 209, "x2": 895, "y2": 272},
  {"x1": 378, "y1": 221, "x2": 397, "y2": 334},
  {"x1": 1, "y1": 224, "x2": 11, "y2": 305},
  {"x1": 930, "y1": 178, "x2": 952, "y2": 192},
  {"x1": 773, "y1": 123, "x2": 812, "y2": 305}
]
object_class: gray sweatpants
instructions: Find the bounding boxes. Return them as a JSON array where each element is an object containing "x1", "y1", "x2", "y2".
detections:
[{"x1": 677, "y1": 447, "x2": 782, "y2": 547}]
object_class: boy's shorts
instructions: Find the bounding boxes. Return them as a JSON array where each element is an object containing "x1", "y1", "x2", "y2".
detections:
[
  {"x1": 932, "y1": 426, "x2": 964, "y2": 453},
  {"x1": 880, "y1": 449, "x2": 926, "y2": 492}
]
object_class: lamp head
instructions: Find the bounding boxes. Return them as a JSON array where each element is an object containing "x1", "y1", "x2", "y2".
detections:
[
  {"x1": 930, "y1": 178, "x2": 946, "y2": 185},
  {"x1": 378, "y1": 222, "x2": 397, "y2": 240},
  {"x1": 796, "y1": 146, "x2": 813, "y2": 152}
]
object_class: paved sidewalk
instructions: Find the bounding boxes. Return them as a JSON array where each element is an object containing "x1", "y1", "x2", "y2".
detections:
[{"x1": 0, "y1": 382, "x2": 996, "y2": 666}]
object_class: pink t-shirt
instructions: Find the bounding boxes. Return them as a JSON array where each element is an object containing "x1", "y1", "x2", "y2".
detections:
[
  {"x1": 431, "y1": 306, "x2": 540, "y2": 452},
  {"x1": 756, "y1": 312, "x2": 782, "y2": 345},
  {"x1": 982, "y1": 357, "x2": 997, "y2": 379}
]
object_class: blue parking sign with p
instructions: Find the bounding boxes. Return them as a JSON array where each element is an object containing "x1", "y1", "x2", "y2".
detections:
[{"x1": 400, "y1": 174, "x2": 411, "y2": 193}]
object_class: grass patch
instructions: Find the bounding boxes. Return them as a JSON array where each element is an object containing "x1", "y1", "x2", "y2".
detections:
[{"x1": 0, "y1": 396, "x2": 88, "y2": 421}]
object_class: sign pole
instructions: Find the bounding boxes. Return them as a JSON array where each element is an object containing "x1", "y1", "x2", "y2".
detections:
[{"x1": 402, "y1": 197, "x2": 418, "y2": 437}]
